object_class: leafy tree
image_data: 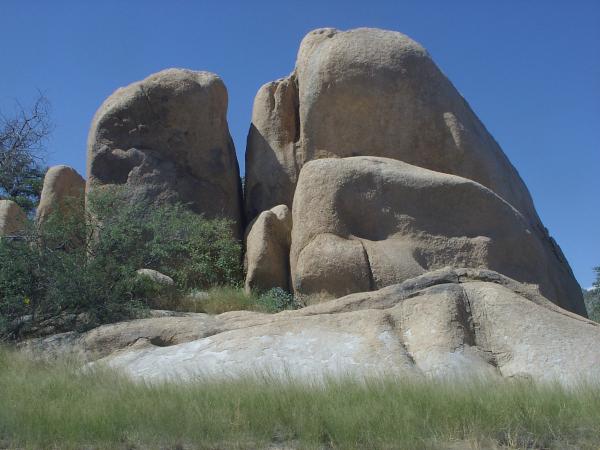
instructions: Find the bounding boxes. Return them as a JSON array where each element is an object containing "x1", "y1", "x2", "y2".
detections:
[
  {"x1": 0, "y1": 188, "x2": 243, "y2": 340},
  {"x1": 0, "y1": 94, "x2": 51, "y2": 213}
]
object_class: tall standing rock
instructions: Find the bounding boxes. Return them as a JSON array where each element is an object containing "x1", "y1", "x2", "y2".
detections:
[
  {"x1": 87, "y1": 69, "x2": 242, "y2": 237},
  {"x1": 244, "y1": 204, "x2": 292, "y2": 292},
  {"x1": 0, "y1": 200, "x2": 27, "y2": 237},
  {"x1": 36, "y1": 165, "x2": 85, "y2": 225}
]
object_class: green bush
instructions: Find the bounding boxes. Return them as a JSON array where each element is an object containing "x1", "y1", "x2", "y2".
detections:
[
  {"x1": 584, "y1": 267, "x2": 600, "y2": 322},
  {"x1": 0, "y1": 188, "x2": 243, "y2": 339},
  {"x1": 256, "y1": 287, "x2": 297, "y2": 312}
]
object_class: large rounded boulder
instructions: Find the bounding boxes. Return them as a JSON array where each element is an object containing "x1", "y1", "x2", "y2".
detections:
[
  {"x1": 290, "y1": 157, "x2": 585, "y2": 315},
  {"x1": 245, "y1": 27, "x2": 540, "y2": 230},
  {"x1": 87, "y1": 69, "x2": 242, "y2": 237}
]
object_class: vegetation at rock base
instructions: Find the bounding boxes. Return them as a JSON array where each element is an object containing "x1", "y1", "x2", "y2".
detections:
[
  {"x1": 0, "y1": 94, "x2": 51, "y2": 214},
  {"x1": 1, "y1": 347, "x2": 599, "y2": 450},
  {"x1": 0, "y1": 188, "x2": 246, "y2": 340},
  {"x1": 161, "y1": 285, "x2": 298, "y2": 315}
]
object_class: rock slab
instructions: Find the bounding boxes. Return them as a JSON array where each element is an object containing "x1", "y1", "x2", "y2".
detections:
[{"x1": 22, "y1": 269, "x2": 599, "y2": 385}]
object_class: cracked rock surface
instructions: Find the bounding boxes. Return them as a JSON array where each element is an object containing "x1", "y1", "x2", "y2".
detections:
[{"x1": 21, "y1": 268, "x2": 599, "y2": 384}]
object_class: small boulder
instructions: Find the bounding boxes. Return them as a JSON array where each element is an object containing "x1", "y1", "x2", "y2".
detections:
[
  {"x1": 136, "y1": 269, "x2": 175, "y2": 287},
  {"x1": 0, "y1": 200, "x2": 27, "y2": 237},
  {"x1": 244, "y1": 205, "x2": 292, "y2": 292}
]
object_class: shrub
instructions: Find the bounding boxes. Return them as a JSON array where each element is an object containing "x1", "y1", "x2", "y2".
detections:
[
  {"x1": 0, "y1": 188, "x2": 243, "y2": 339},
  {"x1": 256, "y1": 287, "x2": 297, "y2": 312}
]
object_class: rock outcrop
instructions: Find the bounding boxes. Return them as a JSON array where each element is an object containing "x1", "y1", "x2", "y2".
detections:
[
  {"x1": 245, "y1": 27, "x2": 541, "y2": 229},
  {"x1": 291, "y1": 157, "x2": 585, "y2": 315},
  {"x1": 0, "y1": 200, "x2": 27, "y2": 237},
  {"x1": 244, "y1": 204, "x2": 292, "y2": 292},
  {"x1": 244, "y1": 27, "x2": 583, "y2": 315},
  {"x1": 22, "y1": 269, "x2": 600, "y2": 385},
  {"x1": 36, "y1": 165, "x2": 85, "y2": 225},
  {"x1": 87, "y1": 68, "x2": 242, "y2": 237}
]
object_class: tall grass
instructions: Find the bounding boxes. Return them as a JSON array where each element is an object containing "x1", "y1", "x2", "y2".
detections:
[{"x1": 0, "y1": 348, "x2": 599, "y2": 449}]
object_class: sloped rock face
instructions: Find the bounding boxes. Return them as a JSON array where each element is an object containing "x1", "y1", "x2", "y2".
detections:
[
  {"x1": 22, "y1": 269, "x2": 600, "y2": 384},
  {"x1": 291, "y1": 157, "x2": 585, "y2": 315},
  {"x1": 244, "y1": 27, "x2": 540, "y2": 229},
  {"x1": 244, "y1": 204, "x2": 292, "y2": 292},
  {"x1": 87, "y1": 68, "x2": 242, "y2": 237},
  {"x1": 0, "y1": 199, "x2": 27, "y2": 237},
  {"x1": 36, "y1": 165, "x2": 85, "y2": 225}
]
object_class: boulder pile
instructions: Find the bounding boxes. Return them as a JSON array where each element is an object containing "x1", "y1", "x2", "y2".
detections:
[{"x1": 18, "y1": 27, "x2": 598, "y2": 384}]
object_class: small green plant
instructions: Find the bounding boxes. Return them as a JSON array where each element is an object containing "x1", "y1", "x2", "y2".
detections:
[{"x1": 256, "y1": 287, "x2": 297, "y2": 312}]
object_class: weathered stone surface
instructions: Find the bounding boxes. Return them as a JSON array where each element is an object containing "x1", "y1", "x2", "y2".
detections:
[
  {"x1": 245, "y1": 27, "x2": 541, "y2": 230},
  {"x1": 0, "y1": 199, "x2": 27, "y2": 237},
  {"x1": 291, "y1": 157, "x2": 585, "y2": 315},
  {"x1": 36, "y1": 165, "x2": 85, "y2": 225},
  {"x1": 22, "y1": 269, "x2": 600, "y2": 384},
  {"x1": 87, "y1": 68, "x2": 242, "y2": 237},
  {"x1": 244, "y1": 204, "x2": 292, "y2": 292},
  {"x1": 136, "y1": 268, "x2": 174, "y2": 287}
]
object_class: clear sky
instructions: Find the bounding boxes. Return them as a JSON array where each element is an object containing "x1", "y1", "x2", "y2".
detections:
[{"x1": 1, "y1": 1, "x2": 598, "y2": 288}]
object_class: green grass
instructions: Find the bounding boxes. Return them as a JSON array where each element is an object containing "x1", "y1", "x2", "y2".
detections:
[
  {"x1": 0, "y1": 348, "x2": 599, "y2": 449},
  {"x1": 156, "y1": 286, "x2": 296, "y2": 315}
]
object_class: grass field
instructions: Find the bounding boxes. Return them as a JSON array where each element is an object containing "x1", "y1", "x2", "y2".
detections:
[{"x1": 1, "y1": 348, "x2": 599, "y2": 449}]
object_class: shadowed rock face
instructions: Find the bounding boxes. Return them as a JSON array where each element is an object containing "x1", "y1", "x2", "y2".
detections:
[
  {"x1": 36, "y1": 165, "x2": 85, "y2": 226},
  {"x1": 291, "y1": 157, "x2": 585, "y2": 315},
  {"x1": 21, "y1": 269, "x2": 600, "y2": 385},
  {"x1": 87, "y1": 68, "x2": 242, "y2": 237},
  {"x1": 244, "y1": 204, "x2": 292, "y2": 292}
]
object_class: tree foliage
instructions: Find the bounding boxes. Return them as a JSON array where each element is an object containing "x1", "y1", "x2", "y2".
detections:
[
  {"x1": 0, "y1": 94, "x2": 51, "y2": 213},
  {"x1": 0, "y1": 188, "x2": 243, "y2": 340},
  {"x1": 584, "y1": 267, "x2": 600, "y2": 322}
]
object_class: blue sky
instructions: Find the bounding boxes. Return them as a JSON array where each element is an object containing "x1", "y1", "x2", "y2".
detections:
[{"x1": 1, "y1": 1, "x2": 598, "y2": 288}]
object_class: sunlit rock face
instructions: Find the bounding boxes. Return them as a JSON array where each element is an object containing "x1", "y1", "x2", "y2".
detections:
[{"x1": 244, "y1": 27, "x2": 584, "y2": 314}]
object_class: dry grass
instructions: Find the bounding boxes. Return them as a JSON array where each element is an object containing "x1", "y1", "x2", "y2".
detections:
[{"x1": 1, "y1": 347, "x2": 599, "y2": 449}]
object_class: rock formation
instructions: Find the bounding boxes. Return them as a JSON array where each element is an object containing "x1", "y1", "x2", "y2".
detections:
[
  {"x1": 87, "y1": 68, "x2": 243, "y2": 237},
  {"x1": 291, "y1": 157, "x2": 585, "y2": 314},
  {"x1": 22, "y1": 269, "x2": 600, "y2": 385},
  {"x1": 244, "y1": 204, "x2": 292, "y2": 292},
  {"x1": 0, "y1": 200, "x2": 27, "y2": 237},
  {"x1": 36, "y1": 165, "x2": 85, "y2": 225},
  {"x1": 244, "y1": 27, "x2": 584, "y2": 315},
  {"x1": 245, "y1": 27, "x2": 540, "y2": 228}
]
